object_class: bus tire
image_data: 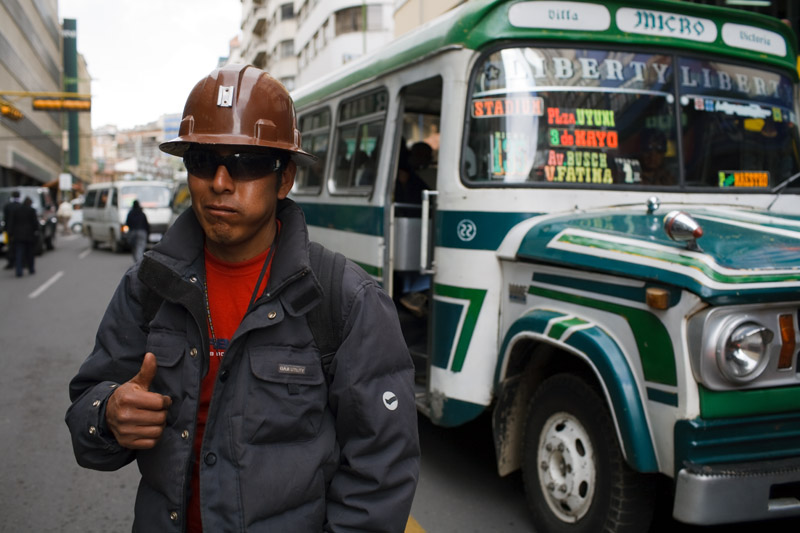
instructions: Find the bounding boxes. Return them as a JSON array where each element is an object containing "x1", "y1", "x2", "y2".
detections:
[{"x1": 522, "y1": 374, "x2": 655, "y2": 533}]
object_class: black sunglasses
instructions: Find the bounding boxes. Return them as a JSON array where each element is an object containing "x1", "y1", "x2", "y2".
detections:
[{"x1": 183, "y1": 150, "x2": 286, "y2": 180}]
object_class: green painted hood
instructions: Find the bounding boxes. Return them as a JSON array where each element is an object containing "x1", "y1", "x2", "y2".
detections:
[{"x1": 516, "y1": 206, "x2": 800, "y2": 304}]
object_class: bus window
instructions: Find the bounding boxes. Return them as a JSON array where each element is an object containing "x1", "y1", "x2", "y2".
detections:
[
  {"x1": 464, "y1": 47, "x2": 679, "y2": 187},
  {"x1": 295, "y1": 108, "x2": 331, "y2": 194},
  {"x1": 331, "y1": 90, "x2": 387, "y2": 194},
  {"x1": 678, "y1": 57, "x2": 800, "y2": 189},
  {"x1": 354, "y1": 122, "x2": 382, "y2": 186}
]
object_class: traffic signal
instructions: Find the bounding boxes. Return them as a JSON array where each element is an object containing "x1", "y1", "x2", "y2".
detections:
[
  {"x1": 32, "y1": 98, "x2": 91, "y2": 111},
  {"x1": 0, "y1": 100, "x2": 23, "y2": 120}
]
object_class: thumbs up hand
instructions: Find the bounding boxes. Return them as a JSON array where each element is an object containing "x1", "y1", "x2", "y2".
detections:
[{"x1": 105, "y1": 352, "x2": 173, "y2": 449}]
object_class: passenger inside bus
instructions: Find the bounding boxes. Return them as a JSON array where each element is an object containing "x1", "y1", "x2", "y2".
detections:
[
  {"x1": 395, "y1": 140, "x2": 433, "y2": 318},
  {"x1": 410, "y1": 141, "x2": 435, "y2": 188},
  {"x1": 354, "y1": 150, "x2": 376, "y2": 186},
  {"x1": 639, "y1": 128, "x2": 675, "y2": 185},
  {"x1": 395, "y1": 141, "x2": 431, "y2": 204}
]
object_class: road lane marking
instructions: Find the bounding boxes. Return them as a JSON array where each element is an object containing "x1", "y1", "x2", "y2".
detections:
[
  {"x1": 28, "y1": 271, "x2": 64, "y2": 299},
  {"x1": 79, "y1": 248, "x2": 91, "y2": 259},
  {"x1": 405, "y1": 516, "x2": 425, "y2": 533}
]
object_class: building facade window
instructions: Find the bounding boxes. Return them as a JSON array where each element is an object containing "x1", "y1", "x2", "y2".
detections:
[
  {"x1": 280, "y1": 39, "x2": 294, "y2": 58},
  {"x1": 280, "y1": 76, "x2": 296, "y2": 91},
  {"x1": 335, "y1": 5, "x2": 383, "y2": 35},
  {"x1": 280, "y1": 3, "x2": 294, "y2": 20}
]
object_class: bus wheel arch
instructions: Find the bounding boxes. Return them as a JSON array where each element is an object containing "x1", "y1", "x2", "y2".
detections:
[{"x1": 493, "y1": 340, "x2": 599, "y2": 477}]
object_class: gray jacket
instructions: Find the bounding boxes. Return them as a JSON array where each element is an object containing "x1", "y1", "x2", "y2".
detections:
[{"x1": 66, "y1": 199, "x2": 420, "y2": 532}]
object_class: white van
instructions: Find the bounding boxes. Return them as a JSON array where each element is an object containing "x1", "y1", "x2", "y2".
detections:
[{"x1": 83, "y1": 180, "x2": 173, "y2": 252}]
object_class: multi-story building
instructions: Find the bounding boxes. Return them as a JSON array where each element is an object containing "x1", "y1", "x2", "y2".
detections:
[
  {"x1": 91, "y1": 114, "x2": 181, "y2": 183},
  {"x1": 239, "y1": 0, "x2": 299, "y2": 90},
  {"x1": 393, "y1": 0, "x2": 464, "y2": 37},
  {"x1": 236, "y1": 1, "x2": 395, "y2": 91},
  {"x1": 295, "y1": 0, "x2": 394, "y2": 88},
  {"x1": 91, "y1": 124, "x2": 118, "y2": 183},
  {"x1": 0, "y1": 0, "x2": 64, "y2": 188}
]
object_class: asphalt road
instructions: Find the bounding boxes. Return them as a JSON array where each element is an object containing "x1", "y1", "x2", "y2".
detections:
[
  {"x1": 0, "y1": 233, "x2": 139, "y2": 532},
  {"x1": 1, "y1": 232, "x2": 797, "y2": 532}
]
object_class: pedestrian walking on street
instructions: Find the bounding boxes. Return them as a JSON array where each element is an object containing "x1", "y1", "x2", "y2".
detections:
[
  {"x1": 3, "y1": 190, "x2": 21, "y2": 269},
  {"x1": 57, "y1": 199, "x2": 74, "y2": 235},
  {"x1": 125, "y1": 200, "x2": 149, "y2": 263},
  {"x1": 65, "y1": 64, "x2": 419, "y2": 533},
  {"x1": 9, "y1": 196, "x2": 38, "y2": 277}
]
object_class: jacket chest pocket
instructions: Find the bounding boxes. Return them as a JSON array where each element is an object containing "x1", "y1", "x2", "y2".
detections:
[
  {"x1": 145, "y1": 328, "x2": 189, "y2": 406},
  {"x1": 244, "y1": 346, "x2": 327, "y2": 444}
]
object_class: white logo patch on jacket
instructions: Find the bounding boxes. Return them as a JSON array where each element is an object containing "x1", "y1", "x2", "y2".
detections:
[{"x1": 382, "y1": 391, "x2": 398, "y2": 411}]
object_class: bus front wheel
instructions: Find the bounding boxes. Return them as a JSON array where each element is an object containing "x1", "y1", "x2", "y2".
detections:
[{"x1": 522, "y1": 374, "x2": 655, "y2": 533}]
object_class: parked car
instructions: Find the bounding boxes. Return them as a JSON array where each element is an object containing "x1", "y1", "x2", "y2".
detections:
[{"x1": 0, "y1": 186, "x2": 58, "y2": 255}]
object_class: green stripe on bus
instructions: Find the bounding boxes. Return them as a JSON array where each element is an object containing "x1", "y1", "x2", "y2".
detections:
[
  {"x1": 560, "y1": 233, "x2": 800, "y2": 284},
  {"x1": 530, "y1": 285, "x2": 677, "y2": 386},
  {"x1": 296, "y1": 202, "x2": 384, "y2": 236},
  {"x1": 674, "y1": 413, "x2": 800, "y2": 475},
  {"x1": 438, "y1": 210, "x2": 536, "y2": 250},
  {"x1": 647, "y1": 387, "x2": 678, "y2": 407},
  {"x1": 433, "y1": 284, "x2": 487, "y2": 372},
  {"x1": 548, "y1": 316, "x2": 589, "y2": 340},
  {"x1": 698, "y1": 384, "x2": 800, "y2": 418},
  {"x1": 534, "y1": 272, "x2": 681, "y2": 308}
]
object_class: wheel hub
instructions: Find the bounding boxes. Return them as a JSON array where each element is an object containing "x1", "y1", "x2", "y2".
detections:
[{"x1": 537, "y1": 412, "x2": 596, "y2": 522}]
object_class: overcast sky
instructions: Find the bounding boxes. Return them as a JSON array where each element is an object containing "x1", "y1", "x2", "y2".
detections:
[{"x1": 59, "y1": 0, "x2": 241, "y2": 130}]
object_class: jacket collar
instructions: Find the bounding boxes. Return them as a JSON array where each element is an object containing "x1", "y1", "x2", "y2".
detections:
[{"x1": 138, "y1": 198, "x2": 323, "y2": 317}]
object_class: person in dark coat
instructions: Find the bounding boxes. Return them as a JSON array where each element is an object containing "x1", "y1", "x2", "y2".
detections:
[
  {"x1": 394, "y1": 142, "x2": 430, "y2": 204},
  {"x1": 125, "y1": 200, "x2": 150, "y2": 262},
  {"x1": 3, "y1": 190, "x2": 21, "y2": 269},
  {"x1": 9, "y1": 196, "x2": 38, "y2": 277},
  {"x1": 65, "y1": 65, "x2": 419, "y2": 533}
]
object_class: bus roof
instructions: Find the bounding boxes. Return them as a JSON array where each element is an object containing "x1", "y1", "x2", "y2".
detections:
[{"x1": 293, "y1": 0, "x2": 799, "y2": 108}]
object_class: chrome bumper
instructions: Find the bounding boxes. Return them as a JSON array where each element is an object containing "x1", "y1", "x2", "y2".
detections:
[{"x1": 673, "y1": 457, "x2": 800, "y2": 524}]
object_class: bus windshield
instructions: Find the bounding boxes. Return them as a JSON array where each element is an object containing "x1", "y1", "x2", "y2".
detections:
[{"x1": 463, "y1": 46, "x2": 800, "y2": 189}]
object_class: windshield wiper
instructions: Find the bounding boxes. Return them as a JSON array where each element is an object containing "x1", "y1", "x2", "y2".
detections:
[{"x1": 767, "y1": 170, "x2": 800, "y2": 211}]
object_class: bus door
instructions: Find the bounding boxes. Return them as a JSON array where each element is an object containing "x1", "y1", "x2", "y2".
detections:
[{"x1": 390, "y1": 76, "x2": 442, "y2": 388}]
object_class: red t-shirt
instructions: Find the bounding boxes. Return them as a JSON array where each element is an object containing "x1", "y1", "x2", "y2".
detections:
[{"x1": 186, "y1": 244, "x2": 274, "y2": 533}]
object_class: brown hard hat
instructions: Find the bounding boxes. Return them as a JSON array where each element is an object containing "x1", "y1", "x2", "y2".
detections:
[{"x1": 159, "y1": 64, "x2": 315, "y2": 167}]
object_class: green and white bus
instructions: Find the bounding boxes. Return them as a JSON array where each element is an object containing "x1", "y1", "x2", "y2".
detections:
[{"x1": 290, "y1": 1, "x2": 800, "y2": 530}]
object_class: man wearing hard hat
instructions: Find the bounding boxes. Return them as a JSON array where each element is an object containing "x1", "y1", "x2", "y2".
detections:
[{"x1": 66, "y1": 64, "x2": 419, "y2": 532}]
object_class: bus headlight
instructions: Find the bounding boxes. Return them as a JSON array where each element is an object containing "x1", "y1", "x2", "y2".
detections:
[{"x1": 716, "y1": 321, "x2": 773, "y2": 383}]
